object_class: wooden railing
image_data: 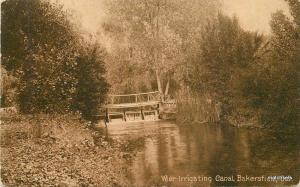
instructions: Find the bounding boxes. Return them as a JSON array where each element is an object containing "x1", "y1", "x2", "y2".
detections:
[
  {"x1": 106, "y1": 91, "x2": 161, "y2": 105},
  {"x1": 162, "y1": 100, "x2": 176, "y2": 108}
]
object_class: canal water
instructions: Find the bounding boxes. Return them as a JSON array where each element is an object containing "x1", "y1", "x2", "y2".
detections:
[{"x1": 107, "y1": 121, "x2": 299, "y2": 186}]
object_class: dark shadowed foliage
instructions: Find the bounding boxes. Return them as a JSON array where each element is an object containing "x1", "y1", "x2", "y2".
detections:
[
  {"x1": 72, "y1": 43, "x2": 109, "y2": 122},
  {"x1": 187, "y1": 9, "x2": 299, "y2": 137},
  {"x1": 239, "y1": 9, "x2": 299, "y2": 137},
  {"x1": 1, "y1": 0, "x2": 109, "y2": 120},
  {"x1": 188, "y1": 13, "x2": 264, "y2": 122},
  {"x1": 1, "y1": 0, "x2": 79, "y2": 113}
]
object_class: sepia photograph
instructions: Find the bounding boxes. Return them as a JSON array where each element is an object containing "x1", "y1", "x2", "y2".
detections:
[{"x1": 0, "y1": 0, "x2": 299, "y2": 186}]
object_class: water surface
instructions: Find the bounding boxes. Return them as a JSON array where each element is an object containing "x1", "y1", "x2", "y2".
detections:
[{"x1": 108, "y1": 121, "x2": 299, "y2": 186}]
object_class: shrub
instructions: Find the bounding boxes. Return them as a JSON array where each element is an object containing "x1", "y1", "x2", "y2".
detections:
[{"x1": 72, "y1": 43, "x2": 109, "y2": 122}]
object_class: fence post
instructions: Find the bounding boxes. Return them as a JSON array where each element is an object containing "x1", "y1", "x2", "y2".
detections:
[
  {"x1": 105, "y1": 108, "x2": 110, "y2": 123},
  {"x1": 123, "y1": 109, "x2": 127, "y2": 122},
  {"x1": 141, "y1": 108, "x2": 145, "y2": 120},
  {"x1": 157, "y1": 104, "x2": 160, "y2": 119}
]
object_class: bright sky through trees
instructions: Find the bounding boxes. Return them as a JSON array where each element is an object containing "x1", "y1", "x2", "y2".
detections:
[
  {"x1": 53, "y1": 0, "x2": 290, "y2": 34},
  {"x1": 222, "y1": 0, "x2": 290, "y2": 34}
]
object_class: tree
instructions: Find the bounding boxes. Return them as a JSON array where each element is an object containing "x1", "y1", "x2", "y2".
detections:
[
  {"x1": 188, "y1": 13, "x2": 264, "y2": 119},
  {"x1": 102, "y1": 0, "x2": 219, "y2": 97},
  {"x1": 229, "y1": 3, "x2": 299, "y2": 135},
  {"x1": 72, "y1": 43, "x2": 109, "y2": 122},
  {"x1": 243, "y1": 10, "x2": 298, "y2": 131},
  {"x1": 2, "y1": 0, "x2": 80, "y2": 113},
  {"x1": 1, "y1": 0, "x2": 109, "y2": 121}
]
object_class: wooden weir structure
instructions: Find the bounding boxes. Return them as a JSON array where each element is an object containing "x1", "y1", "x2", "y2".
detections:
[{"x1": 102, "y1": 91, "x2": 176, "y2": 123}]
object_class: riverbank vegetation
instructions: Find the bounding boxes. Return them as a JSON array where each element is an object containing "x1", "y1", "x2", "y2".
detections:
[
  {"x1": 2, "y1": 0, "x2": 297, "y2": 135},
  {"x1": 0, "y1": 0, "x2": 299, "y2": 185},
  {"x1": 1, "y1": 113, "x2": 134, "y2": 186},
  {"x1": 1, "y1": 0, "x2": 109, "y2": 120},
  {"x1": 189, "y1": 2, "x2": 299, "y2": 137},
  {"x1": 102, "y1": 0, "x2": 299, "y2": 137},
  {"x1": 1, "y1": 0, "x2": 119, "y2": 186}
]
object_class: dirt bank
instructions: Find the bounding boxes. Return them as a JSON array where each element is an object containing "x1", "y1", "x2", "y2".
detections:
[{"x1": 0, "y1": 114, "x2": 137, "y2": 186}]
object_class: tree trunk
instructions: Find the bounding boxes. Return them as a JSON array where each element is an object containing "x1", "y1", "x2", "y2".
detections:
[
  {"x1": 155, "y1": 1, "x2": 163, "y2": 101},
  {"x1": 164, "y1": 77, "x2": 170, "y2": 100},
  {"x1": 156, "y1": 70, "x2": 163, "y2": 101}
]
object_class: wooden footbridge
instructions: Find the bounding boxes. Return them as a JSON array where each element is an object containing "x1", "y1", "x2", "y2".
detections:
[{"x1": 103, "y1": 91, "x2": 176, "y2": 123}]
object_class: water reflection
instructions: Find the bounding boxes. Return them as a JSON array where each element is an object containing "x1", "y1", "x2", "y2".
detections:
[{"x1": 108, "y1": 121, "x2": 299, "y2": 186}]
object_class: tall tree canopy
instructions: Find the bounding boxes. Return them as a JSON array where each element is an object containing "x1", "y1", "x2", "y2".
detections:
[
  {"x1": 2, "y1": 0, "x2": 80, "y2": 113},
  {"x1": 189, "y1": 13, "x2": 264, "y2": 114},
  {"x1": 102, "y1": 0, "x2": 220, "y2": 97},
  {"x1": 244, "y1": 3, "x2": 299, "y2": 130},
  {"x1": 187, "y1": 6, "x2": 299, "y2": 132}
]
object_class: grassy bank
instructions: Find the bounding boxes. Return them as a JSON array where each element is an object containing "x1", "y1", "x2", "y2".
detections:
[
  {"x1": 176, "y1": 96, "x2": 262, "y2": 128},
  {"x1": 176, "y1": 93, "x2": 221, "y2": 124},
  {"x1": 175, "y1": 92, "x2": 263, "y2": 128},
  {"x1": 0, "y1": 114, "x2": 137, "y2": 186}
]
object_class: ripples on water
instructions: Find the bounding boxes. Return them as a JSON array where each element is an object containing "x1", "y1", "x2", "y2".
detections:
[{"x1": 107, "y1": 120, "x2": 299, "y2": 187}]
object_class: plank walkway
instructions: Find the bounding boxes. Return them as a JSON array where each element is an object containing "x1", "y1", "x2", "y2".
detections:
[
  {"x1": 101, "y1": 91, "x2": 176, "y2": 123},
  {"x1": 104, "y1": 91, "x2": 160, "y2": 109},
  {"x1": 104, "y1": 101, "x2": 160, "y2": 109}
]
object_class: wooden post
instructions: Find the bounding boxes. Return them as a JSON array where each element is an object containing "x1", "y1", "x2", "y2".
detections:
[
  {"x1": 141, "y1": 108, "x2": 145, "y2": 120},
  {"x1": 157, "y1": 104, "x2": 160, "y2": 119},
  {"x1": 104, "y1": 120, "x2": 107, "y2": 128},
  {"x1": 105, "y1": 108, "x2": 110, "y2": 123},
  {"x1": 123, "y1": 110, "x2": 127, "y2": 122},
  {"x1": 135, "y1": 95, "x2": 138, "y2": 103}
]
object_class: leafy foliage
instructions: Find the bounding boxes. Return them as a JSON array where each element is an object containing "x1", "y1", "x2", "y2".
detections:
[
  {"x1": 240, "y1": 10, "x2": 299, "y2": 132},
  {"x1": 103, "y1": 0, "x2": 220, "y2": 95},
  {"x1": 2, "y1": 0, "x2": 78, "y2": 113},
  {"x1": 188, "y1": 8, "x2": 299, "y2": 133},
  {"x1": 72, "y1": 43, "x2": 109, "y2": 122},
  {"x1": 1, "y1": 114, "x2": 131, "y2": 186},
  {"x1": 1, "y1": 0, "x2": 109, "y2": 120},
  {"x1": 189, "y1": 13, "x2": 264, "y2": 118},
  {"x1": 1, "y1": 65, "x2": 17, "y2": 107}
]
